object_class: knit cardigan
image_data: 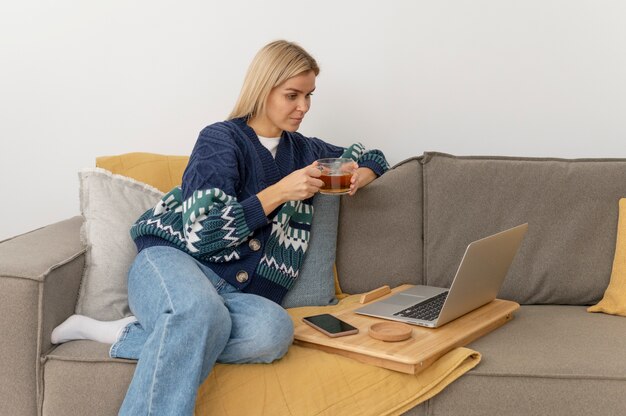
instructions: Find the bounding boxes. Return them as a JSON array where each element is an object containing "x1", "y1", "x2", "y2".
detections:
[{"x1": 131, "y1": 118, "x2": 389, "y2": 304}]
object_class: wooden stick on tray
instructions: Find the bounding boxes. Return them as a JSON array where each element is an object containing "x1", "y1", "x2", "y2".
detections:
[{"x1": 359, "y1": 285, "x2": 391, "y2": 304}]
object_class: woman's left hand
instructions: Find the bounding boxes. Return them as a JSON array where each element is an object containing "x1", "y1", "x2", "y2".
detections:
[{"x1": 348, "y1": 166, "x2": 377, "y2": 196}]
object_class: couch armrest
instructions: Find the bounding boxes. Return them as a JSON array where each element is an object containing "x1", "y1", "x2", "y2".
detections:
[{"x1": 0, "y1": 216, "x2": 85, "y2": 416}]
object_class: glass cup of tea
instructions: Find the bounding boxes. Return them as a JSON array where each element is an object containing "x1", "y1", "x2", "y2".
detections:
[{"x1": 316, "y1": 158, "x2": 357, "y2": 195}]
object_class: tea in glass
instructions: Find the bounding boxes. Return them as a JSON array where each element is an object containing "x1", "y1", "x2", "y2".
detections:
[{"x1": 316, "y1": 158, "x2": 356, "y2": 195}]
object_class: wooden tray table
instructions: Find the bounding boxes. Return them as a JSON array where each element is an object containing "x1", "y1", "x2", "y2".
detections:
[{"x1": 294, "y1": 284, "x2": 519, "y2": 374}]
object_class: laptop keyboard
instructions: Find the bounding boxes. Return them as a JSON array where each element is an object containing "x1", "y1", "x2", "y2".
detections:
[{"x1": 393, "y1": 291, "x2": 449, "y2": 321}]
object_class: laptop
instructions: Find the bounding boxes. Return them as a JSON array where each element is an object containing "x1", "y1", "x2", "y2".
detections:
[{"x1": 355, "y1": 223, "x2": 528, "y2": 328}]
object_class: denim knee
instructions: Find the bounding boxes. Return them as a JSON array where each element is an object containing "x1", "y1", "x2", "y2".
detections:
[
  {"x1": 254, "y1": 306, "x2": 294, "y2": 363},
  {"x1": 178, "y1": 292, "x2": 231, "y2": 337}
]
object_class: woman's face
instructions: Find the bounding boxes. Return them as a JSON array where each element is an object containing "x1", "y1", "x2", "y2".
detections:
[{"x1": 255, "y1": 70, "x2": 316, "y2": 137}]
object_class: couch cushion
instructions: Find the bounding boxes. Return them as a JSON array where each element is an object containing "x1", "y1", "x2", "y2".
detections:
[
  {"x1": 422, "y1": 152, "x2": 626, "y2": 305},
  {"x1": 336, "y1": 157, "x2": 423, "y2": 294},
  {"x1": 282, "y1": 194, "x2": 340, "y2": 308},
  {"x1": 428, "y1": 305, "x2": 626, "y2": 415},
  {"x1": 42, "y1": 341, "x2": 135, "y2": 416}
]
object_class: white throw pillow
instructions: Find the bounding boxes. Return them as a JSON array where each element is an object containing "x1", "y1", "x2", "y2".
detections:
[{"x1": 76, "y1": 168, "x2": 163, "y2": 320}]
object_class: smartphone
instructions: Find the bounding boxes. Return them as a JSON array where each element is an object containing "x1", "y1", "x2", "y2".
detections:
[{"x1": 302, "y1": 314, "x2": 359, "y2": 337}]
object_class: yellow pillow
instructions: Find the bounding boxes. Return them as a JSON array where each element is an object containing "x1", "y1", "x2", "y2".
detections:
[
  {"x1": 588, "y1": 198, "x2": 626, "y2": 316},
  {"x1": 96, "y1": 152, "x2": 189, "y2": 193},
  {"x1": 96, "y1": 152, "x2": 345, "y2": 299}
]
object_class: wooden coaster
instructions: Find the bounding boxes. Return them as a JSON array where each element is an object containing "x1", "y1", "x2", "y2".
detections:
[{"x1": 368, "y1": 322, "x2": 413, "y2": 342}]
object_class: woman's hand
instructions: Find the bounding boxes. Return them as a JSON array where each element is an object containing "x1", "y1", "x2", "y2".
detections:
[
  {"x1": 257, "y1": 161, "x2": 323, "y2": 215},
  {"x1": 348, "y1": 167, "x2": 377, "y2": 196},
  {"x1": 277, "y1": 161, "x2": 324, "y2": 201}
]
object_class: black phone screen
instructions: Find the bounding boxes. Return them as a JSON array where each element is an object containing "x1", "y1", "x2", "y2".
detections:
[{"x1": 303, "y1": 314, "x2": 357, "y2": 334}]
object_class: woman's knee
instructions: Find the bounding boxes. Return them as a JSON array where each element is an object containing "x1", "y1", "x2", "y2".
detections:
[
  {"x1": 175, "y1": 290, "x2": 231, "y2": 335},
  {"x1": 127, "y1": 246, "x2": 199, "y2": 304},
  {"x1": 253, "y1": 305, "x2": 294, "y2": 362},
  {"x1": 128, "y1": 247, "x2": 228, "y2": 333}
]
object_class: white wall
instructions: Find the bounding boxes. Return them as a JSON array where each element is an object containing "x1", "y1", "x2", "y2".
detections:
[{"x1": 2, "y1": 0, "x2": 626, "y2": 240}]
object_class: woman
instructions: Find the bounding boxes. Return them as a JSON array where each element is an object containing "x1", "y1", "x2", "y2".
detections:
[{"x1": 52, "y1": 40, "x2": 389, "y2": 415}]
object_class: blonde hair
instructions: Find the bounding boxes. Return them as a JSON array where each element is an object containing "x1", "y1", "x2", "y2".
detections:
[{"x1": 228, "y1": 40, "x2": 320, "y2": 120}]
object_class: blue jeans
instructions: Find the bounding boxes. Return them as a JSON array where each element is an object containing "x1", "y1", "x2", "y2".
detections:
[{"x1": 110, "y1": 246, "x2": 294, "y2": 416}]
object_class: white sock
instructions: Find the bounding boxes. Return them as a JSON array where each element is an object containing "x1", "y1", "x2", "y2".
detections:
[{"x1": 51, "y1": 315, "x2": 138, "y2": 345}]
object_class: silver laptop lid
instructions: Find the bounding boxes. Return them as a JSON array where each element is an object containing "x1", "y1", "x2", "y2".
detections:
[
  {"x1": 434, "y1": 223, "x2": 528, "y2": 326},
  {"x1": 354, "y1": 223, "x2": 528, "y2": 328}
]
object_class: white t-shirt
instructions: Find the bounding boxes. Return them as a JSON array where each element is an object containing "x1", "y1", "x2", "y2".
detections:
[{"x1": 258, "y1": 135, "x2": 280, "y2": 158}]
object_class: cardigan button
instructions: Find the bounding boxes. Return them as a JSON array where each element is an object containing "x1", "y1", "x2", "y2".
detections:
[
  {"x1": 236, "y1": 271, "x2": 249, "y2": 283},
  {"x1": 249, "y1": 239, "x2": 261, "y2": 252}
]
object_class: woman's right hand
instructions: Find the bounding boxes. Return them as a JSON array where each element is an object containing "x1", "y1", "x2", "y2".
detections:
[
  {"x1": 257, "y1": 161, "x2": 323, "y2": 215},
  {"x1": 277, "y1": 161, "x2": 324, "y2": 201}
]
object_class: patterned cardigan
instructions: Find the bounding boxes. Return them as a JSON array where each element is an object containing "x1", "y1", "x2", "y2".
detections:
[{"x1": 130, "y1": 118, "x2": 389, "y2": 304}]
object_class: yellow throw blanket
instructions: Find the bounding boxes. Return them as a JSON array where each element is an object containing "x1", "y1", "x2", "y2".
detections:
[{"x1": 195, "y1": 295, "x2": 481, "y2": 416}]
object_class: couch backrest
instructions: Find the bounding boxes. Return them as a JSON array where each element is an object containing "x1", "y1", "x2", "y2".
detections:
[
  {"x1": 336, "y1": 157, "x2": 424, "y2": 294},
  {"x1": 337, "y1": 152, "x2": 626, "y2": 305},
  {"x1": 98, "y1": 151, "x2": 626, "y2": 305},
  {"x1": 422, "y1": 152, "x2": 626, "y2": 305}
]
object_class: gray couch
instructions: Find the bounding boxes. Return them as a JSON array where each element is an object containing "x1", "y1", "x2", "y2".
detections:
[{"x1": 2, "y1": 151, "x2": 626, "y2": 415}]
